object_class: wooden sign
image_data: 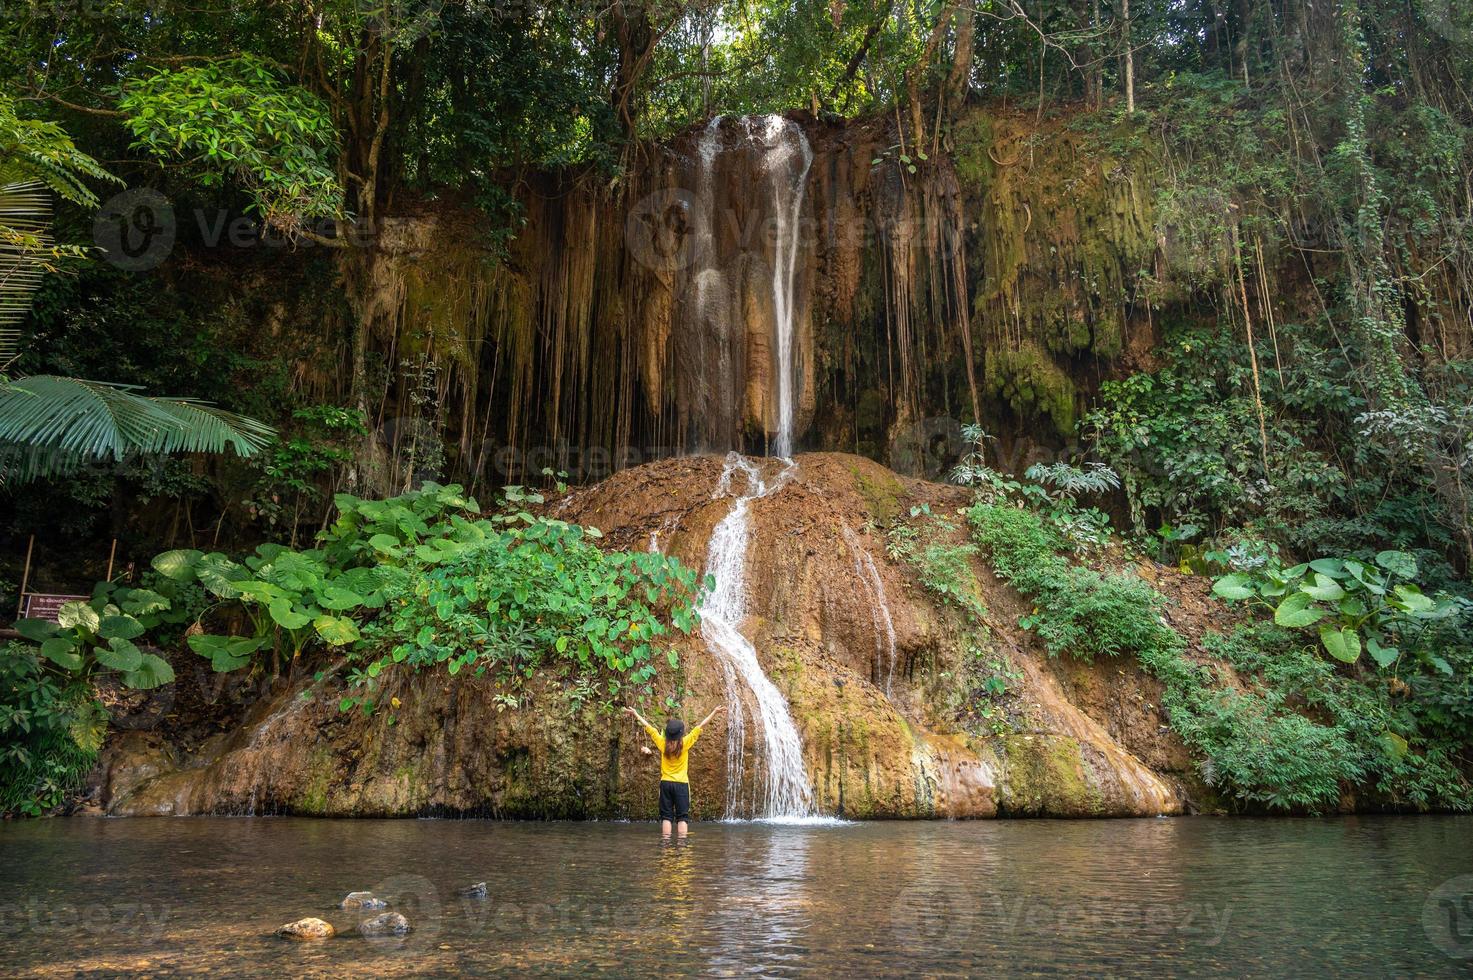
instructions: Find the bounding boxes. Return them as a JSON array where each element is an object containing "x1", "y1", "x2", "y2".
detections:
[{"x1": 20, "y1": 593, "x2": 90, "y2": 623}]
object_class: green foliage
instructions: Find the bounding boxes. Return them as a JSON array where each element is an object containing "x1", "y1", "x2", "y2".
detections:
[
  {"x1": 1212, "y1": 550, "x2": 1467, "y2": 670},
  {"x1": 0, "y1": 645, "x2": 105, "y2": 816},
  {"x1": 150, "y1": 480, "x2": 705, "y2": 711},
  {"x1": 968, "y1": 503, "x2": 1169, "y2": 662},
  {"x1": 246, "y1": 405, "x2": 368, "y2": 539},
  {"x1": 0, "y1": 375, "x2": 276, "y2": 482},
  {"x1": 1201, "y1": 625, "x2": 1471, "y2": 810},
  {"x1": 11, "y1": 584, "x2": 179, "y2": 690},
  {"x1": 119, "y1": 56, "x2": 342, "y2": 229},
  {"x1": 353, "y1": 516, "x2": 703, "y2": 708},
  {"x1": 968, "y1": 502, "x2": 1471, "y2": 811},
  {"x1": 884, "y1": 505, "x2": 986, "y2": 621},
  {"x1": 949, "y1": 425, "x2": 1117, "y2": 554},
  {"x1": 0, "y1": 92, "x2": 116, "y2": 208}
]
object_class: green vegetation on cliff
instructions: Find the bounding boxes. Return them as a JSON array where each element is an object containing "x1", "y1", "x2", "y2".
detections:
[{"x1": 968, "y1": 502, "x2": 1471, "y2": 811}]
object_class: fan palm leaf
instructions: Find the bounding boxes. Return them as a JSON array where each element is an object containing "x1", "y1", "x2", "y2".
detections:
[{"x1": 0, "y1": 376, "x2": 276, "y2": 482}]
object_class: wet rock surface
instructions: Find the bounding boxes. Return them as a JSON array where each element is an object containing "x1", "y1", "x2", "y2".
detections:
[
  {"x1": 358, "y1": 912, "x2": 411, "y2": 937},
  {"x1": 275, "y1": 918, "x2": 334, "y2": 941}
]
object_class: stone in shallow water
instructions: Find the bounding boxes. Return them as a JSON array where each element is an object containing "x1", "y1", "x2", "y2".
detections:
[
  {"x1": 276, "y1": 917, "x2": 335, "y2": 940},
  {"x1": 339, "y1": 891, "x2": 386, "y2": 910},
  {"x1": 459, "y1": 881, "x2": 488, "y2": 899},
  {"x1": 359, "y1": 912, "x2": 411, "y2": 936}
]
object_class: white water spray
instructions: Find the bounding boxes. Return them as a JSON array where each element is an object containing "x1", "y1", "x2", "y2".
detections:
[
  {"x1": 701, "y1": 453, "x2": 812, "y2": 819},
  {"x1": 753, "y1": 115, "x2": 812, "y2": 457}
]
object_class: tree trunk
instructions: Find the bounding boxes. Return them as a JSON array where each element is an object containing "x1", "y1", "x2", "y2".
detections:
[{"x1": 1122, "y1": 0, "x2": 1135, "y2": 112}]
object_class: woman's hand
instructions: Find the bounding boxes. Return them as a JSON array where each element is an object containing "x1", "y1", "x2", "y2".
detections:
[{"x1": 623, "y1": 706, "x2": 637, "y2": 718}]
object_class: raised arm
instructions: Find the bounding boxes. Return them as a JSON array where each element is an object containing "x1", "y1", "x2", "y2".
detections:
[
  {"x1": 696, "y1": 704, "x2": 727, "y2": 729},
  {"x1": 623, "y1": 706, "x2": 657, "y2": 733}
]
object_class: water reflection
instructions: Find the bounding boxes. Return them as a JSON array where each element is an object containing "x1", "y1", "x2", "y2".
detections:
[{"x1": 1, "y1": 816, "x2": 1470, "y2": 977}]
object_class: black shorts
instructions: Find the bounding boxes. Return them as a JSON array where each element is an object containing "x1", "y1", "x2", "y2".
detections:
[{"x1": 658, "y1": 780, "x2": 691, "y2": 822}]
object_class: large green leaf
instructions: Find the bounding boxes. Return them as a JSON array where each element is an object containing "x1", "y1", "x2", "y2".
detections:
[
  {"x1": 96, "y1": 637, "x2": 144, "y2": 672},
  {"x1": 1366, "y1": 636, "x2": 1399, "y2": 668},
  {"x1": 39, "y1": 636, "x2": 82, "y2": 669},
  {"x1": 1300, "y1": 573, "x2": 1346, "y2": 602},
  {"x1": 56, "y1": 600, "x2": 100, "y2": 633},
  {"x1": 1273, "y1": 592, "x2": 1325, "y2": 628},
  {"x1": 195, "y1": 553, "x2": 245, "y2": 597},
  {"x1": 187, "y1": 633, "x2": 264, "y2": 672},
  {"x1": 313, "y1": 614, "x2": 360, "y2": 647},
  {"x1": 122, "y1": 653, "x2": 175, "y2": 690},
  {"x1": 98, "y1": 614, "x2": 146, "y2": 641},
  {"x1": 268, "y1": 597, "x2": 311, "y2": 630},
  {"x1": 14, "y1": 617, "x2": 57, "y2": 642},
  {"x1": 151, "y1": 549, "x2": 203, "y2": 582},
  {"x1": 1211, "y1": 573, "x2": 1255, "y2": 601},
  {"x1": 318, "y1": 585, "x2": 365, "y2": 611},
  {"x1": 1388, "y1": 583, "x2": 1434, "y2": 613},
  {"x1": 119, "y1": 588, "x2": 170, "y2": 616},
  {"x1": 1374, "y1": 550, "x2": 1418, "y2": 580},
  {"x1": 1319, "y1": 626, "x2": 1361, "y2": 663}
]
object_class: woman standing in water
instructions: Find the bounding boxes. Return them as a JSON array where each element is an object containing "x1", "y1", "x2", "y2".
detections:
[{"x1": 624, "y1": 704, "x2": 725, "y2": 838}]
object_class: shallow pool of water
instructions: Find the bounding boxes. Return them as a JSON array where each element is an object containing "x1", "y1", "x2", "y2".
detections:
[{"x1": 2, "y1": 815, "x2": 1470, "y2": 976}]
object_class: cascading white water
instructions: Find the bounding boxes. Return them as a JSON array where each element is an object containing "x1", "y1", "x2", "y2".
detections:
[
  {"x1": 753, "y1": 115, "x2": 812, "y2": 457},
  {"x1": 842, "y1": 526, "x2": 898, "y2": 695},
  {"x1": 701, "y1": 452, "x2": 812, "y2": 819}
]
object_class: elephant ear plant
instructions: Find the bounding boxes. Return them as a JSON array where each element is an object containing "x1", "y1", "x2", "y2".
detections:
[
  {"x1": 1212, "y1": 550, "x2": 1468, "y2": 672},
  {"x1": 151, "y1": 544, "x2": 378, "y2": 677},
  {"x1": 13, "y1": 584, "x2": 179, "y2": 690}
]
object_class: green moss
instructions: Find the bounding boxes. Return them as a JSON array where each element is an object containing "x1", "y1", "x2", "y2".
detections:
[
  {"x1": 951, "y1": 109, "x2": 996, "y2": 191},
  {"x1": 997, "y1": 733, "x2": 1103, "y2": 815},
  {"x1": 847, "y1": 462, "x2": 906, "y2": 523},
  {"x1": 983, "y1": 342, "x2": 1077, "y2": 436}
]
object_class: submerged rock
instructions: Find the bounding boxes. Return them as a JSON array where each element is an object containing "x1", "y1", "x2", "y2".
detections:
[
  {"x1": 359, "y1": 912, "x2": 411, "y2": 936},
  {"x1": 276, "y1": 917, "x2": 335, "y2": 940},
  {"x1": 339, "y1": 891, "x2": 386, "y2": 910},
  {"x1": 459, "y1": 882, "x2": 488, "y2": 899}
]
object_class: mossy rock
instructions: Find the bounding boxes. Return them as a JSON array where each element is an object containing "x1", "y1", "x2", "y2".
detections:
[
  {"x1": 951, "y1": 110, "x2": 996, "y2": 192},
  {"x1": 984, "y1": 343, "x2": 1077, "y2": 437},
  {"x1": 996, "y1": 733, "x2": 1104, "y2": 816}
]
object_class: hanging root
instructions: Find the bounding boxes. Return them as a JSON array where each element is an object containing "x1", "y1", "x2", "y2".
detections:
[{"x1": 987, "y1": 144, "x2": 1021, "y2": 168}]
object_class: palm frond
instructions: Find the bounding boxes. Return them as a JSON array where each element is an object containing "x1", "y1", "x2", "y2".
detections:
[
  {"x1": 0, "y1": 376, "x2": 277, "y2": 483},
  {"x1": 0, "y1": 179, "x2": 52, "y2": 363}
]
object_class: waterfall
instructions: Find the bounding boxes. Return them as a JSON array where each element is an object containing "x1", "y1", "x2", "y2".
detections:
[
  {"x1": 753, "y1": 115, "x2": 812, "y2": 457},
  {"x1": 843, "y1": 526, "x2": 898, "y2": 695},
  {"x1": 688, "y1": 117, "x2": 822, "y2": 819},
  {"x1": 701, "y1": 452, "x2": 813, "y2": 819}
]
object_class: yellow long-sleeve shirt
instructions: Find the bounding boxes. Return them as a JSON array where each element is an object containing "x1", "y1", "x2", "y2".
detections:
[{"x1": 643, "y1": 722, "x2": 702, "y2": 783}]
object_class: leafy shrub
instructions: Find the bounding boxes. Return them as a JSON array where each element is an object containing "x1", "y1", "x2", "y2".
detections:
[
  {"x1": 353, "y1": 520, "x2": 704, "y2": 709},
  {"x1": 0, "y1": 645, "x2": 108, "y2": 816},
  {"x1": 967, "y1": 503, "x2": 1471, "y2": 811},
  {"x1": 12, "y1": 585, "x2": 179, "y2": 690},
  {"x1": 884, "y1": 505, "x2": 986, "y2": 620},
  {"x1": 1211, "y1": 550, "x2": 1467, "y2": 670}
]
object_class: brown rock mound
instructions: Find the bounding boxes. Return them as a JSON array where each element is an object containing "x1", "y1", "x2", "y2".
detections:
[{"x1": 105, "y1": 453, "x2": 1200, "y2": 819}]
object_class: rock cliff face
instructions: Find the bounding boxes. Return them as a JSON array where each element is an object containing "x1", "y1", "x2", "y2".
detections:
[{"x1": 104, "y1": 453, "x2": 1207, "y2": 820}]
